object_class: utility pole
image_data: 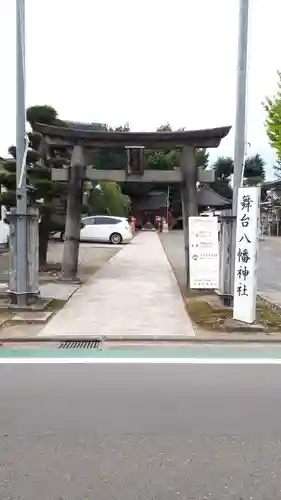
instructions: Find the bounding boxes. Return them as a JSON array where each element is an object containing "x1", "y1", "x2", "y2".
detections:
[
  {"x1": 15, "y1": 0, "x2": 28, "y2": 306},
  {"x1": 230, "y1": 0, "x2": 250, "y2": 295},
  {"x1": 232, "y1": 0, "x2": 250, "y2": 212}
]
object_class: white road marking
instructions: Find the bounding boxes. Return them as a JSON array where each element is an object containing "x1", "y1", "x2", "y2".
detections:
[{"x1": 0, "y1": 357, "x2": 281, "y2": 364}]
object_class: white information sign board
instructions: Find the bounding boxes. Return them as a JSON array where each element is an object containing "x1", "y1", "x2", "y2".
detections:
[
  {"x1": 188, "y1": 216, "x2": 219, "y2": 289},
  {"x1": 233, "y1": 186, "x2": 261, "y2": 324}
]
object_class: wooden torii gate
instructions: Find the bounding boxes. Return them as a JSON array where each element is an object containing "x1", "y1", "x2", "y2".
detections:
[{"x1": 37, "y1": 123, "x2": 231, "y2": 287}]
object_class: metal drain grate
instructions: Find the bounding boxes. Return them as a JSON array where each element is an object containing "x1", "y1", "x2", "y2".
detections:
[{"x1": 59, "y1": 340, "x2": 101, "y2": 349}]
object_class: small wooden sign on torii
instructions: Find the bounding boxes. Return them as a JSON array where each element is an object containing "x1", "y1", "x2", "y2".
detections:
[{"x1": 125, "y1": 146, "x2": 145, "y2": 176}]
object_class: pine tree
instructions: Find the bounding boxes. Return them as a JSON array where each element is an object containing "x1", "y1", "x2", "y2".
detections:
[{"x1": 0, "y1": 105, "x2": 69, "y2": 267}]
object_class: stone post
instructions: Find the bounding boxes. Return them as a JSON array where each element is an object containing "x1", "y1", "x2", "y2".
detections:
[
  {"x1": 8, "y1": 206, "x2": 40, "y2": 304},
  {"x1": 217, "y1": 209, "x2": 235, "y2": 305}
]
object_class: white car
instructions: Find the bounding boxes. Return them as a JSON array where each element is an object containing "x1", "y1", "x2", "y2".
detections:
[
  {"x1": 0, "y1": 220, "x2": 9, "y2": 247},
  {"x1": 80, "y1": 215, "x2": 133, "y2": 244}
]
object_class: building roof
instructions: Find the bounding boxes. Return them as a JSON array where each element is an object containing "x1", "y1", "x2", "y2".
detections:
[
  {"x1": 262, "y1": 179, "x2": 281, "y2": 189},
  {"x1": 63, "y1": 121, "x2": 107, "y2": 131},
  {"x1": 35, "y1": 123, "x2": 231, "y2": 149},
  {"x1": 134, "y1": 185, "x2": 232, "y2": 212},
  {"x1": 135, "y1": 192, "x2": 168, "y2": 211},
  {"x1": 197, "y1": 185, "x2": 232, "y2": 207},
  {"x1": 261, "y1": 179, "x2": 281, "y2": 198}
]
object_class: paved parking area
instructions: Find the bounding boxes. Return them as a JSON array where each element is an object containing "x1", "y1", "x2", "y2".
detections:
[
  {"x1": 160, "y1": 231, "x2": 281, "y2": 303},
  {"x1": 48, "y1": 241, "x2": 121, "y2": 267},
  {"x1": 0, "y1": 242, "x2": 120, "y2": 283}
]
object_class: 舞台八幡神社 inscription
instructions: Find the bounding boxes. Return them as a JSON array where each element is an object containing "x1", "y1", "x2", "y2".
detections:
[{"x1": 233, "y1": 187, "x2": 260, "y2": 323}]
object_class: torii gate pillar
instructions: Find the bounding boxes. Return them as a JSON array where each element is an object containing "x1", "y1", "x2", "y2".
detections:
[
  {"x1": 60, "y1": 145, "x2": 85, "y2": 282},
  {"x1": 180, "y1": 147, "x2": 198, "y2": 291}
]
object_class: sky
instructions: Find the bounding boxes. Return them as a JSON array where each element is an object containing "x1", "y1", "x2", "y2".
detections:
[{"x1": 0, "y1": 0, "x2": 280, "y2": 179}]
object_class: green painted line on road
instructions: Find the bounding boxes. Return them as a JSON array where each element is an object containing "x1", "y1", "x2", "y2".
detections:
[{"x1": 1, "y1": 346, "x2": 281, "y2": 358}]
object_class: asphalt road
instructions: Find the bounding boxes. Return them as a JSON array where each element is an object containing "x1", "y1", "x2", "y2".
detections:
[
  {"x1": 258, "y1": 237, "x2": 281, "y2": 294},
  {"x1": 160, "y1": 231, "x2": 281, "y2": 297},
  {"x1": 0, "y1": 363, "x2": 281, "y2": 499}
]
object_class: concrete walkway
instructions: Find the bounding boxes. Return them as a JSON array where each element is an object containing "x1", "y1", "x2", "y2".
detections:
[{"x1": 40, "y1": 232, "x2": 195, "y2": 338}]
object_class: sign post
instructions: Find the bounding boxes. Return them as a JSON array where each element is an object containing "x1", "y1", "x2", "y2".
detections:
[
  {"x1": 233, "y1": 186, "x2": 260, "y2": 323},
  {"x1": 189, "y1": 217, "x2": 219, "y2": 289}
]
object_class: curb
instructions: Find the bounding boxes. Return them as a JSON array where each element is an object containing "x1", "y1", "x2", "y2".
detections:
[
  {"x1": 101, "y1": 335, "x2": 281, "y2": 343},
  {"x1": 1, "y1": 335, "x2": 281, "y2": 344}
]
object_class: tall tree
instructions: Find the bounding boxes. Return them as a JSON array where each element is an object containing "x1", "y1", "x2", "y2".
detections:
[
  {"x1": 210, "y1": 156, "x2": 233, "y2": 199},
  {"x1": 210, "y1": 153, "x2": 266, "y2": 199},
  {"x1": 275, "y1": 159, "x2": 281, "y2": 178},
  {"x1": 263, "y1": 71, "x2": 281, "y2": 177},
  {"x1": 87, "y1": 182, "x2": 131, "y2": 216},
  {"x1": 213, "y1": 156, "x2": 234, "y2": 181},
  {"x1": 0, "y1": 105, "x2": 68, "y2": 266},
  {"x1": 147, "y1": 123, "x2": 209, "y2": 170},
  {"x1": 90, "y1": 124, "x2": 129, "y2": 171},
  {"x1": 244, "y1": 153, "x2": 266, "y2": 185}
]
